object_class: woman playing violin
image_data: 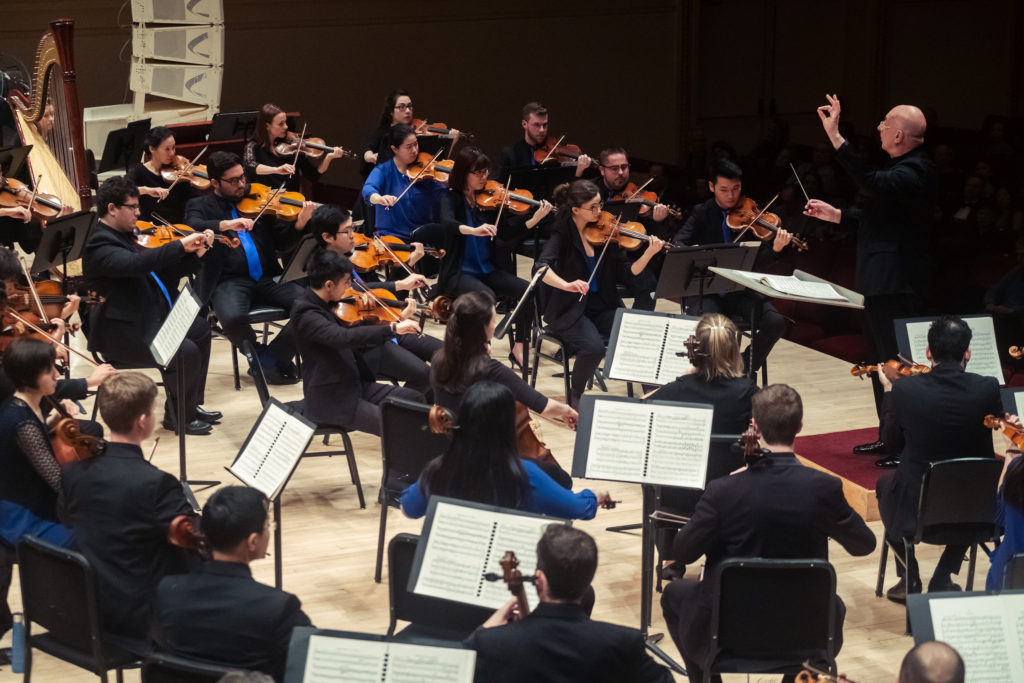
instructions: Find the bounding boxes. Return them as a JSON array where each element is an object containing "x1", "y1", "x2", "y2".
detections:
[
  {"x1": 536, "y1": 180, "x2": 663, "y2": 409},
  {"x1": 434, "y1": 146, "x2": 553, "y2": 367},
  {"x1": 361, "y1": 89, "x2": 460, "y2": 178},
  {"x1": 243, "y1": 103, "x2": 347, "y2": 192},
  {"x1": 127, "y1": 126, "x2": 197, "y2": 224}
]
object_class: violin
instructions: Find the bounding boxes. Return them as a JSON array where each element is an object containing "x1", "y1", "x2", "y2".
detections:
[
  {"x1": 582, "y1": 211, "x2": 667, "y2": 251},
  {"x1": 336, "y1": 286, "x2": 451, "y2": 325},
  {"x1": 515, "y1": 402, "x2": 567, "y2": 476},
  {"x1": 674, "y1": 333, "x2": 708, "y2": 367},
  {"x1": 475, "y1": 180, "x2": 554, "y2": 215},
  {"x1": 533, "y1": 136, "x2": 597, "y2": 168},
  {"x1": 168, "y1": 514, "x2": 210, "y2": 560},
  {"x1": 159, "y1": 155, "x2": 211, "y2": 190},
  {"x1": 726, "y1": 196, "x2": 808, "y2": 251},
  {"x1": 1010, "y1": 346, "x2": 1023, "y2": 359},
  {"x1": 983, "y1": 414, "x2": 1024, "y2": 449},
  {"x1": 611, "y1": 182, "x2": 681, "y2": 219},
  {"x1": 7, "y1": 280, "x2": 103, "y2": 320},
  {"x1": 0, "y1": 175, "x2": 66, "y2": 221},
  {"x1": 135, "y1": 220, "x2": 239, "y2": 249},
  {"x1": 44, "y1": 395, "x2": 106, "y2": 465},
  {"x1": 412, "y1": 119, "x2": 473, "y2": 141},
  {"x1": 850, "y1": 358, "x2": 931, "y2": 382},
  {"x1": 235, "y1": 183, "x2": 317, "y2": 222},
  {"x1": 349, "y1": 234, "x2": 443, "y2": 274},
  {"x1": 273, "y1": 134, "x2": 357, "y2": 160},
  {"x1": 497, "y1": 551, "x2": 531, "y2": 620},
  {"x1": 0, "y1": 308, "x2": 60, "y2": 355},
  {"x1": 796, "y1": 661, "x2": 858, "y2": 683},
  {"x1": 405, "y1": 152, "x2": 454, "y2": 183},
  {"x1": 740, "y1": 419, "x2": 768, "y2": 465}
]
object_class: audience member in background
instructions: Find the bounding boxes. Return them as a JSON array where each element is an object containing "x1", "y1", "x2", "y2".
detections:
[{"x1": 897, "y1": 641, "x2": 964, "y2": 683}]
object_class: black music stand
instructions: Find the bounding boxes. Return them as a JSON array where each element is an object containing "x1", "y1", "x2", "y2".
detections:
[
  {"x1": 0, "y1": 144, "x2": 32, "y2": 180},
  {"x1": 655, "y1": 243, "x2": 758, "y2": 304},
  {"x1": 416, "y1": 135, "x2": 453, "y2": 159},
  {"x1": 602, "y1": 200, "x2": 644, "y2": 223},
  {"x1": 279, "y1": 234, "x2": 318, "y2": 284},
  {"x1": 506, "y1": 165, "x2": 577, "y2": 202},
  {"x1": 210, "y1": 110, "x2": 258, "y2": 142},
  {"x1": 30, "y1": 210, "x2": 95, "y2": 280},
  {"x1": 97, "y1": 119, "x2": 151, "y2": 173}
]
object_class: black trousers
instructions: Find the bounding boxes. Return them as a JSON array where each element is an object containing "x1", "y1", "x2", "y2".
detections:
[
  {"x1": 684, "y1": 291, "x2": 786, "y2": 373},
  {"x1": 452, "y1": 270, "x2": 534, "y2": 344},
  {"x1": 361, "y1": 334, "x2": 442, "y2": 396},
  {"x1": 554, "y1": 306, "x2": 617, "y2": 397},
  {"x1": 863, "y1": 293, "x2": 922, "y2": 439},
  {"x1": 347, "y1": 382, "x2": 425, "y2": 436},
  {"x1": 211, "y1": 276, "x2": 302, "y2": 367}
]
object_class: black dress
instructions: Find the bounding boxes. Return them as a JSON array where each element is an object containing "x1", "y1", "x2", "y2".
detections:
[{"x1": 127, "y1": 163, "x2": 197, "y2": 225}]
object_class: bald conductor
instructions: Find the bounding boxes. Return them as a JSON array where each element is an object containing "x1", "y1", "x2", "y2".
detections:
[{"x1": 803, "y1": 94, "x2": 937, "y2": 466}]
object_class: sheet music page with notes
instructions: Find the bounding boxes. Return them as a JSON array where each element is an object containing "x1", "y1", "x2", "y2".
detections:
[
  {"x1": 301, "y1": 635, "x2": 475, "y2": 683},
  {"x1": 149, "y1": 284, "x2": 201, "y2": 368},
  {"x1": 412, "y1": 499, "x2": 559, "y2": 609},
  {"x1": 757, "y1": 274, "x2": 847, "y2": 301},
  {"x1": 904, "y1": 316, "x2": 1004, "y2": 383},
  {"x1": 606, "y1": 311, "x2": 697, "y2": 385},
  {"x1": 581, "y1": 398, "x2": 713, "y2": 489},
  {"x1": 928, "y1": 593, "x2": 1024, "y2": 682},
  {"x1": 228, "y1": 400, "x2": 315, "y2": 500}
]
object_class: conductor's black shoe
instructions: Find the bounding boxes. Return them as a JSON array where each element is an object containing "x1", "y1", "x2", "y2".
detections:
[
  {"x1": 162, "y1": 416, "x2": 213, "y2": 435},
  {"x1": 875, "y1": 455, "x2": 900, "y2": 468},
  {"x1": 195, "y1": 406, "x2": 222, "y2": 423},
  {"x1": 853, "y1": 440, "x2": 887, "y2": 455}
]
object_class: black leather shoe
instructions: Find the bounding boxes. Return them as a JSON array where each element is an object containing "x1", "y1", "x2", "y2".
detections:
[
  {"x1": 162, "y1": 416, "x2": 213, "y2": 435},
  {"x1": 927, "y1": 578, "x2": 963, "y2": 593},
  {"x1": 885, "y1": 577, "x2": 922, "y2": 604},
  {"x1": 265, "y1": 368, "x2": 300, "y2": 385},
  {"x1": 853, "y1": 440, "x2": 887, "y2": 455},
  {"x1": 195, "y1": 407, "x2": 222, "y2": 423},
  {"x1": 875, "y1": 455, "x2": 900, "y2": 468}
]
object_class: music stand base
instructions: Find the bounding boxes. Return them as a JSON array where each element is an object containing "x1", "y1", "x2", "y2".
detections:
[
  {"x1": 606, "y1": 522, "x2": 643, "y2": 534},
  {"x1": 644, "y1": 634, "x2": 686, "y2": 675}
]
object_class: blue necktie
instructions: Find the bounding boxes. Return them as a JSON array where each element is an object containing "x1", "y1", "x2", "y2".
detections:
[
  {"x1": 233, "y1": 207, "x2": 263, "y2": 281},
  {"x1": 721, "y1": 210, "x2": 732, "y2": 243},
  {"x1": 150, "y1": 273, "x2": 172, "y2": 308}
]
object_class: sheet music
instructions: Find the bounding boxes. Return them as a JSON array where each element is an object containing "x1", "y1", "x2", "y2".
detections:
[
  {"x1": 149, "y1": 285, "x2": 201, "y2": 367},
  {"x1": 758, "y1": 275, "x2": 846, "y2": 301},
  {"x1": 583, "y1": 399, "x2": 712, "y2": 488},
  {"x1": 1015, "y1": 391, "x2": 1024, "y2": 419},
  {"x1": 606, "y1": 312, "x2": 696, "y2": 384},
  {"x1": 929, "y1": 593, "x2": 1024, "y2": 682},
  {"x1": 904, "y1": 317, "x2": 1004, "y2": 383},
  {"x1": 413, "y1": 500, "x2": 554, "y2": 609},
  {"x1": 301, "y1": 636, "x2": 475, "y2": 683},
  {"x1": 229, "y1": 402, "x2": 315, "y2": 500}
]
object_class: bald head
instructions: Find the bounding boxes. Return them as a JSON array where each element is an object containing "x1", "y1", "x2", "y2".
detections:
[
  {"x1": 878, "y1": 105, "x2": 927, "y2": 157},
  {"x1": 898, "y1": 641, "x2": 964, "y2": 683}
]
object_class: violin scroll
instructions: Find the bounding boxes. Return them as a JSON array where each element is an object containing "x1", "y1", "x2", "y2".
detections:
[
  {"x1": 740, "y1": 420, "x2": 767, "y2": 465},
  {"x1": 499, "y1": 550, "x2": 531, "y2": 620},
  {"x1": 1010, "y1": 346, "x2": 1023, "y2": 360}
]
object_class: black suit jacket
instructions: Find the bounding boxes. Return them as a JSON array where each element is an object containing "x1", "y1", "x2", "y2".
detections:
[
  {"x1": 881, "y1": 362, "x2": 1002, "y2": 537},
  {"x1": 834, "y1": 143, "x2": 937, "y2": 297},
  {"x1": 291, "y1": 287, "x2": 394, "y2": 426},
  {"x1": 61, "y1": 442, "x2": 193, "y2": 647},
  {"x1": 673, "y1": 197, "x2": 777, "y2": 271},
  {"x1": 669, "y1": 453, "x2": 875, "y2": 665},
  {"x1": 465, "y1": 602, "x2": 673, "y2": 683},
  {"x1": 154, "y1": 560, "x2": 312, "y2": 681},
  {"x1": 496, "y1": 139, "x2": 537, "y2": 184}
]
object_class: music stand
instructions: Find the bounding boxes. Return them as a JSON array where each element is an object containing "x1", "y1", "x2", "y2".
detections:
[
  {"x1": 655, "y1": 242, "x2": 759, "y2": 303},
  {"x1": 416, "y1": 135, "x2": 453, "y2": 159},
  {"x1": 602, "y1": 200, "x2": 644, "y2": 223},
  {"x1": 97, "y1": 118, "x2": 151, "y2": 173},
  {"x1": 30, "y1": 210, "x2": 96, "y2": 280},
  {"x1": 279, "y1": 234, "x2": 318, "y2": 283},
  {"x1": 506, "y1": 165, "x2": 577, "y2": 202},
  {"x1": 0, "y1": 144, "x2": 32, "y2": 180},
  {"x1": 210, "y1": 110, "x2": 258, "y2": 142}
]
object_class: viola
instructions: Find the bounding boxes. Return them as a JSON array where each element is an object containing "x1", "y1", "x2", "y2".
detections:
[
  {"x1": 336, "y1": 286, "x2": 450, "y2": 325},
  {"x1": 349, "y1": 234, "x2": 443, "y2": 274},
  {"x1": 850, "y1": 358, "x2": 930, "y2": 382},
  {"x1": 44, "y1": 395, "x2": 106, "y2": 465},
  {"x1": 983, "y1": 414, "x2": 1024, "y2": 449},
  {"x1": 533, "y1": 136, "x2": 597, "y2": 168},
  {"x1": 235, "y1": 183, "x2": 317, "y2": 222},
  {"x1": 168, "y1": 514, "x2": 211, "y2": 560},
  {"x1": 611, "y1": 182, "x2": 681, "y2": 219},
  {"x1": 405, "y1": 152, "x2": 454, "y2": 183},
  {"x1": 135, "y1": 221, "x2": 239, "y2": 249},
  {"x1": 273, "y1": 135, "x2": 357, "y2": 160},
  {"x1": 796, "y1": 661, "x2": 858, "y2": 683},
  {"x1": 582, "y1": 211, "x2": 667, "y2": 251},
  {"x1": 740, "y1": 419, "x2": 766, "y2": 465},
  {"x1": 0, "y1": 309, "x2": 59, "y2": 355},
  {"x1": 411, "y1": 119, "x2": 473, "y2": 141},
  {"x1": 475, "y1": 180, "x2": 554, "y2": 215},
  {"x1": 675, "y1": 333, "x2": 708, "y2": 366},
  {"x1": 159, "y1": 155, "x2": 211, "y2": 190},
  {"x1": 1010, "y1": 346, "x2": 1023, "y2": 359},
  {"x1": 6, "y1": 280, "x2": 103, "y2": 320},
  {"x1": 726, "y1": 196, "x2": 808, "y2": 251},
  {"x1": 498, "y1": 551, "x2": 531, "y2": 619},
  {"x1": 0, "y1": 175, "x2": 66, "y2": 221},
  {"x1": 515, "y1": 402, "x2": 566, "y2": 476}
]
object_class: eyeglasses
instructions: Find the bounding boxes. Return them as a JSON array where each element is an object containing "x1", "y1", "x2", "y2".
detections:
[
  {"x1": 602, "y1": 164, "x2": 630, "y2": 172},
  {"x1": 583, "y1": 202, "x2": 603, "y2": 212},
  {"x1": 118, "y1": 202, "x2": 140, "y2": 210},
  {"x1": 394, "y1": 103, "x2": 414, "y2": 111},
  {"x1": 220, "y1": 175, "x2": 246, "y2": 185}
]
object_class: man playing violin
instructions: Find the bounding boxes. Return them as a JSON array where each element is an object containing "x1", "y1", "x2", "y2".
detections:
[
  {"x1": 673, "y1": 159, "x2": 792, "y2": 374},
  {"x1": 186, "y1": 151, "x2": 314, "y2": 385},
  {"x1": 311, "y1": 204, "x2": 440, "y2": 397},
  {"x1": 83, "y1": 176, "x2": 219, "y2": 436},
  {"x1": 496, "y1": 102, "x2": 592, "y2": 184}
]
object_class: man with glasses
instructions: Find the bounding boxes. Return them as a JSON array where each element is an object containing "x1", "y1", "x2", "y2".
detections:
[
  {"x1": 83, "y1": 176, "x2": 219, "y2": 435},
  {"x1": 185, "y1": 150, "x2": 314, "y2": 385}
]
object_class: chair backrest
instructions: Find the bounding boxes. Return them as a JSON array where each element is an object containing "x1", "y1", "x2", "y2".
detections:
[
  {"x1": 381, "y1": 398, "x2": 451, "y2": 503},
  {"x1": 708, "y1": 558, "x2": 837, "y2": 673},
  {"x1": 1005, "y1": 553, "x2": 1024, "y2": 589},
  {"x1": 915, "y1": 458, "x2": 1004, "y2": 545},
  {"x1": 17, "y1": 535, "x2": 106, "y2": 659},
  {"x1": 142, "y1": 652, "x2": 235, "y2": 683},
  {"x1": 387, "y1": 533, "x2": 493, "y2": 638},
  {"x1": 241, "y1": 340, "x2": 271, "y2": 407}
]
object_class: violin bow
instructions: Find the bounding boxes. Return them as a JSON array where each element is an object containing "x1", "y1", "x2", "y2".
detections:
[
  {"x1": 624, "y1": 177, "x2": 654, "y2": 202},
  {"x1": 731, "y1": 193, "x2": 780, "y2": 243},
  {"x1": 4, "y1": 308, "x2": 99, "y2": 367},
  {"x1": 161, "y1": 145, "x2": 207, "y2": 199},
  {"x1": 289, "y1": 124, "x2": 307, "y2": 178},
  {"x1": 491, "y1": 176, "x2": 511, "y2": 242},
  {"x1": 350, "y1": 279, "x2": 403, "y2": 323},
  {"x1": 17, "y1": 254, "x2": 48, "y2": 321},
  {"x1": 578, "y1": 213, "x2": 621, "y2": 302},
  {"x1": 538, "y1": 134, "x2": 565, "y2": 165},
  {"x1": 150, "y1": 212, "x2": 192, "y2": 239},
  {"x1": 389, "y1": 148, "x2": 444, "y2": 210},
  {"x1": 26, "y1": 173, "x2": 42, "y2": 220},
  {"x1": 790, "y1": 163, "x2": 811, "y2": 204},
  {"x1": 249, "y1": 182, "x2": 288, "y2": 225},
  {"x1": 372, "y1": 236, "x2": 427, "y2": 304}
]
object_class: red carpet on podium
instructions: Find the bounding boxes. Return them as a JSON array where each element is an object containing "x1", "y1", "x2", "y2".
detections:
[{"x1": 795, "y1": 427, "x2": 884, "y2": 491}]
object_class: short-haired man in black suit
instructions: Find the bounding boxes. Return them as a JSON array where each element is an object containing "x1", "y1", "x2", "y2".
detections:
[
  {"x1": 154, "y1": 486, "x2": 312, "y2": 680},
  {"x1": 467, "y1": 525, "x2": 673, "y2": 683}
]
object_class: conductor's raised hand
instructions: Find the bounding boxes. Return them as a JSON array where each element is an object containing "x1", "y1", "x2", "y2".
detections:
[
  {"x1": 817, "y1": 93, "x2": 845, "y2": 148},
  {"x1": 803, "y1": 198, "x2": 841, "y2": 224}
]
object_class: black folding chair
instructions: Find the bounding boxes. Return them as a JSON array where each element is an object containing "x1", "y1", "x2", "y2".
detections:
[{"x1": 141, "y1": 652, "x2": 235, "y2": 683}]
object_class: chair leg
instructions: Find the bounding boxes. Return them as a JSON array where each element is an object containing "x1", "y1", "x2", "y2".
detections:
[
  {"x1": 232, "y1": 343, "x2": 242, "y2": 391},
  {"x1": 875, "y1": 538, "x2": 889, "y2": 597},
  {"x1": 116, "y1": 668, "x2": 124, "y2": 683},
  {"x1": 529, "y1": 338, "x2": 541, "y2": 388},
  {"x1": 24, "y1": 637, "x2": 32, "y2": 683},
  {"x1": 341, "y1": 431, "x2": 365, "y2": 509},
  {"x1": 375, "y1": 497, "x2": 388, "y2": 583},
  {"x1": 560, "y1": 346, "x2": 572, "y2": 404},
  {"x1": 965, "y1": 544, "x2": 978, "y2": 591}
]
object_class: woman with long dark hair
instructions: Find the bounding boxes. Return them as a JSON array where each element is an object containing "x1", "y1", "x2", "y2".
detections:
[
  {"x1": 400, "y1": 382, "x2": 605, "y2": 519},
  {"x1": 361, "y1": 89, "x2": 461, "y2": 177},
  {"x1": 127, "y1": 125, "x2": 198, "y2": 223},
  {"x1": 243, "y1": 103, "x2": 347, "y2": 191}
]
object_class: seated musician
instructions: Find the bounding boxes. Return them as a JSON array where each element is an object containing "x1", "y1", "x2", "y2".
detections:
[
  {"x1": 898, "y1": 641, "x2": 964, "y2": 683},
  {"x1": 673, "y1": 159, "x2": 791, "y2": 374},
  {"x1": 535, "y1": 180, "x2": 664, "y2": 409},
  {"x1": 290, "y1": 249, "x2": 424, "y2": 436},
  {"x1": 243, "y1": 103, "x2": 347, "y2": 192},
  {"x1": 154, "y1": 486, "x2": 312, "y2": 680},
  {"x1": 361, "y1": 124, "x2": 446, "y2": 242},
  {"x1": 496, "y1": 102, "x2": 591, "y2": 183},
  {"x1": 987, "y1": 444, "x2": 1023, "y2": 590},
  {"x1": 466, "y1": 525, "x2": 673, "y2": 683},
  {"x1": 436, "y1": 146, "x2": 553, "y2": 367},
  {"x1": 62, "y1": 372, "x2": 195, "y2": 654},
  {"x1": 660, "y1": 384, "x2": 875, "y2": 683},
  {"x1": 361, "y1": 89, "x2": 460, "y2": 178},
  {"x1": 401, "y1": 382, "x2": 606, "y2": 520},
  {"x1": 876, "y1": 315, "x2": 1004, "y2": 602},
  {"x1": 310, "y1": 204, "x2": 439, "y2": 396},
  {"x1": 185, "y1": 151, "x2": 313, "y2": 385},
  {"x1": 127, "y1": 126, "x2": 196, "y2": 224},
  {"x1": 84, "y1": 176, "x2": 220, "y2": 436}
]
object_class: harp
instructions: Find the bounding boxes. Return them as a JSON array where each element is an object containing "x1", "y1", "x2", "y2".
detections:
[{"x1": 7, "y1": 19, "x2": 91, "y2": 211}]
